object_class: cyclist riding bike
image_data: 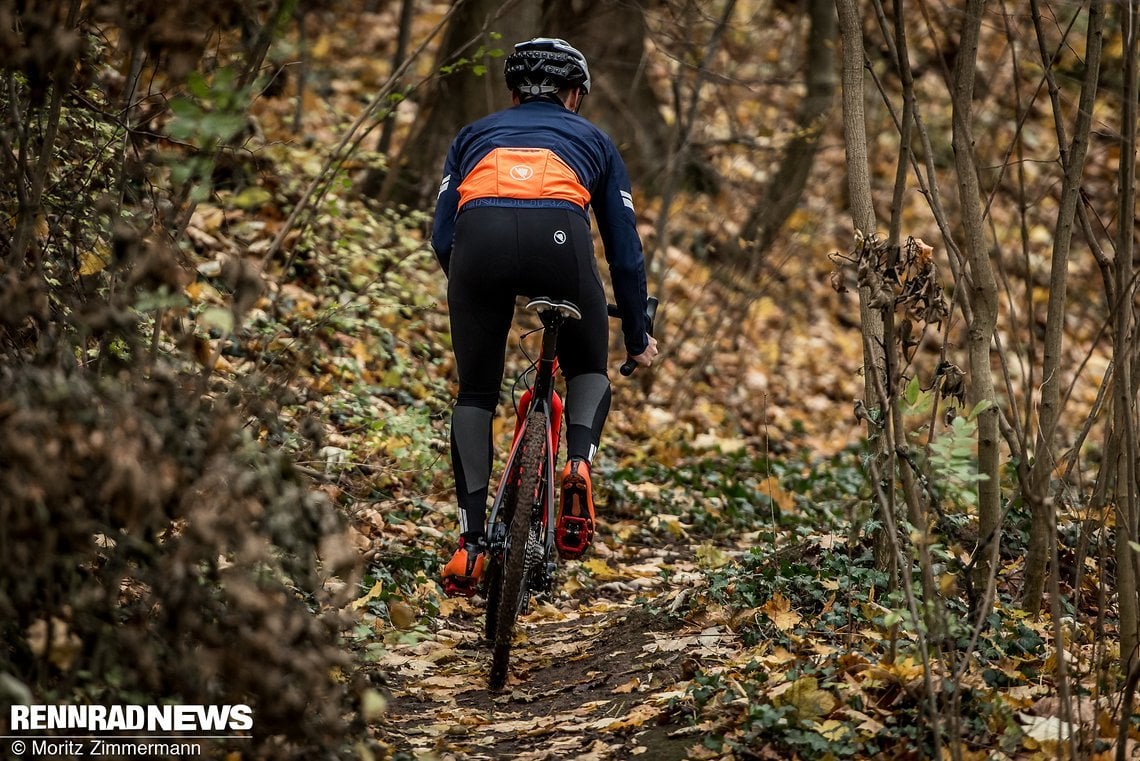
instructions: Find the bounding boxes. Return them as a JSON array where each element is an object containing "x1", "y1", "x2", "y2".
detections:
[{"x1": 432, "y1": 37, "x2": 659, "y2": 598}]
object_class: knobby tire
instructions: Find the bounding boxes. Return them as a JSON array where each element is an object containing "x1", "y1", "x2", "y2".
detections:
[
  {"x1": 483, "y1": 479, "x2": 513, "y2": 644},
  {"x1": 488, "y1": 411, "x2": 547, "y2": 690}
]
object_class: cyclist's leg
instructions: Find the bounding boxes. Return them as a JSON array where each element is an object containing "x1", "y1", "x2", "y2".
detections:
[
  {"x1": 447, "y1": 208, "x2": 518, "y2": 542},
  {"x1": 518, "y1": 209, "x2": 608, "y2": 558},
  {"x1": 547, "y1": 212, "x2": 611, "y2": 460},
  {"x1": 515, "y1": 208, "x2": 611, "y2": 457}
]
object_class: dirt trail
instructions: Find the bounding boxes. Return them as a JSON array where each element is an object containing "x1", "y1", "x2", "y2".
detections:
[{"x1": 376, "y1": 544, "x2": 714, "y2": 760}]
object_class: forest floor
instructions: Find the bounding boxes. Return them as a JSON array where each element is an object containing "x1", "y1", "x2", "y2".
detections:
[
  {"x1": 171, "y1": 8, "x2": 1135, "y2": 758},
  {"x1": 375, "y1": 540, "x2": 707, "y2": 760}
]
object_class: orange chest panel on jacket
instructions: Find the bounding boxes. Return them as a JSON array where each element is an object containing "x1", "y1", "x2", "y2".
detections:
[{"x1": 457, "y1": 147, "x2": 590, "y2": 208}]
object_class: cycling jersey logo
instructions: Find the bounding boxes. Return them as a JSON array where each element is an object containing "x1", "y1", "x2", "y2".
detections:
[
  {"x1": 510, "y1": 164, "x2": 535, "y2": 181},
  {"x1": 553, "y1": 230, "x2": 567, "y2": 245}
]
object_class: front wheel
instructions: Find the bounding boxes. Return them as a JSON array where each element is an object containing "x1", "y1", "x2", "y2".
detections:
[{"x1": 488, "y1": 410, "x2": 547, "y2": 690}]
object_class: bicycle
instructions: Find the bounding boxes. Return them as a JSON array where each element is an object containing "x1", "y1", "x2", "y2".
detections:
[{"x1": 482, "y1": 295, "x2": 658, "y2": 690}]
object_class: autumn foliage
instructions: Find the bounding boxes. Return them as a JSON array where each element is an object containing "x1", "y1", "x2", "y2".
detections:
[{"x1": 2, "y1": 1, "x2": 1139, "y2": 760}]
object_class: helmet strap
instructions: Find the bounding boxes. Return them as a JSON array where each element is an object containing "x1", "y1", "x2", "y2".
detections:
[{"x1": 571, "y1": 89, "x2": 585, "y2": 113}]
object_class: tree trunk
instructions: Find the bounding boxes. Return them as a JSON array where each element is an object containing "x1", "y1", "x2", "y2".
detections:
[
  {"x1": 542, "y1": 0, "x2": 675, "y2": 187},
  {"x1": 375, "y1": 0, "x2": 416, "y2": 157},
  {"x1": 1113, "y1": 0, "x2": 1139, "y2": 676},
  {"x1": 950, "y1": 0, "x2": 1001, "y2": 602},
  {"x1": 738, "y1": 0, "x2": 836, "y2": 264},
  {"x1": 376, "y1": 0, "x2": 677, "y2": 209},
  {"x1": 1022, "y1": 0, "x2": 1104, "y2": 614},
  {"x1": 834, "y1": 0, "x2": 890, "y2": 573},
  {"x1": 377, "y1": 0, "x2": 541, "y2": 208}
]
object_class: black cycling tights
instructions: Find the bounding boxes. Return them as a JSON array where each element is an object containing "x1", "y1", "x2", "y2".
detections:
[{"x1": 446, "y1": 206, "x2": 612, "y2": 538}]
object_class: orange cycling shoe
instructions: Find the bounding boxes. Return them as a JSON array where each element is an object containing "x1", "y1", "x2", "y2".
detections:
[
  {"x1": 442, "y1": 536, "x2": 486, "y2": 598},
  {"x1": 555, "y1": 458, "x2": 595, "y2": 559}
]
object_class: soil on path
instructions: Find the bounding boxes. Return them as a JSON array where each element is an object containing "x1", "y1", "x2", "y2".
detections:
[{"x1": 376, "y1": 544, "x2": 716, "y2": 760}]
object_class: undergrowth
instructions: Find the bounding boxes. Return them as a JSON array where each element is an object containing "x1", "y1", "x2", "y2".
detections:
[{"x1": 626, "y1": 444, "x2": 1115, "y2": 760}]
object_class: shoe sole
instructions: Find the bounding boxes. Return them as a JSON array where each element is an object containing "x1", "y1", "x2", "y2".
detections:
[{"x1": 556, "y1": 478, "x2": 593, "y2": 559}]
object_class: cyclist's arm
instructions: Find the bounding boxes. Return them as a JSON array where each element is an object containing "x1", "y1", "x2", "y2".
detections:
[
  {"x1": 430, "y1": 137, "x2": 464, "y2": 276},
  {"x1": 593, "y1": 140, "x2": 649, "y2": 356}
]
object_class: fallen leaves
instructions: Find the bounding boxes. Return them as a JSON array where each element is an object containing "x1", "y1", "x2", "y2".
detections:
[
  {"x1": 761, "y1": 592, "x2": 802, "y2": 632},
  {"x1": 26, "y1": 617, "x2": 82, "y2": 671},
  {"x1": 387, "y1": 599, "x2": 417, "y2": 629},
  {"x1": 581, "y1": 557, "x2": 625, "y2": 581},
  {"x1": 771, "y1": 676, "x2": 837, "y2": 722}
]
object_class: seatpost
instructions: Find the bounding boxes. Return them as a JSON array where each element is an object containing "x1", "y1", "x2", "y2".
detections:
[{"x1": 533, "y1": 311, "x2": 563, "y2": 406}]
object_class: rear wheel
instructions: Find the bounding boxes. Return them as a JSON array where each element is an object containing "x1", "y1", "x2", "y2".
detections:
[
  {"x1": 488, "y1": 411, "x2": 547, "y2": 690},
  {"x1": 483, "y1": 481, "x2": 513, "y2": 643}
]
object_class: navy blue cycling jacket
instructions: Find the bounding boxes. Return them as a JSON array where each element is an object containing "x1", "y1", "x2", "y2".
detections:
[{"x1": 431, "y1": 99, "x2": 649, "y2": 355}]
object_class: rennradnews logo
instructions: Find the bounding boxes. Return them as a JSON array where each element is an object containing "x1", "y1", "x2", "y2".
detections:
[{"x1": 10, "y1": 704, "x2": 253, "y2": 732}]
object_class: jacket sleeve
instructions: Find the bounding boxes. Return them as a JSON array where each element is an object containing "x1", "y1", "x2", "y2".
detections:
[
  {"x1": 430, "y1": 136, "x2": 463, "y2": 276},
  {"x1": 592, "y1": 138, "x2": 649, "y2": 355}
]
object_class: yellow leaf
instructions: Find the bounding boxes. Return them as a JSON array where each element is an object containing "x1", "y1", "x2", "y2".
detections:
[
  {"x1": 311, "y1": 33, "x2": 333, "y2": 60},
  {"x1": 26, "y1": 618, "x2": 81, "y2": 671},
  {"x1": 360, "y1": 688, "x2": 387, "y2": 722},
  {"x1": 351, "y1": 340, "x2": 370, "y2": 368},
  {"x1": 230, "y1": 186, "x2": 272, "y2": 210},
  {"x1": 649, "y1": 514, "x2": 689, "y2": 539},
  {"x1": 775, "y1": 676, "x2": 837, "y2": 721},
  {"x1": 761, "y1": 593, "x2": 802, "y2": 632},
  {"x1": 761, "y1": 645, "x2": 797, "y2": 668},
  {"x1": 559, "y1": 575, "x2": 584, "y2": 595},
  {"x1": 848, "y1": 709, "x2": 885, "y2": 734},
  {"x1": 582, "y1": 558, "x2": 623, "y2": 580},
  {"x1": 198, "y1": 306, "x2": 234, "y2": 335},
  {"x1": 79, "y1": 243, "x2": 111, "y2": 276},
  {"x1": 691, "y1": 432, "x2": 746, "y2": 453},
  {"x1": 591, "y1": 704, "x2": 659, "y2": 731},
  {"x1": 696, "y1": 543, "x2": 731, "y2": 569},
  {"x1": 351, "y1": 581, "x2": 383, "y2": 611},
  {"x1": 887, "y1": 657, "x2": 926, "y2": 682},
  {"x1": 811, "y1": 641, "x2": 837, "y2": 657},
  {"x1": 759, "y1": 475, "x2": 796, "y2": 512}
]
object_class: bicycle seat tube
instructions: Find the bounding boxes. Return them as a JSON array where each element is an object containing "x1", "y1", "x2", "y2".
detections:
[{"x1": 531, "y1": 311, "x2": 564, "y2": 408}]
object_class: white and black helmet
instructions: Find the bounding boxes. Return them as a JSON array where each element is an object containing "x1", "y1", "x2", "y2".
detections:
[{"x1": 504, "y1": 37, "x2": 591, "y2": 98}]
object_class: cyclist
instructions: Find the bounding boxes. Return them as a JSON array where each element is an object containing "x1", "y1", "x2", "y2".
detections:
[{"x1": 433, "y1": 38, "x2": 658, "y2": 597}]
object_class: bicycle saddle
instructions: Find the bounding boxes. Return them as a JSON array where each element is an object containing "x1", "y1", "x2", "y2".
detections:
[{"x1": 525, "y1": 298, "x2": 582, "y2": 320}]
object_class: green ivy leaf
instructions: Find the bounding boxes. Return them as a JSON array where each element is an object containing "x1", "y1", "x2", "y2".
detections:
[
  {"x1": 904, "y1": 376, "x2": 921, "y2": 406},
  {"x1": 968, "y1": 399, "x2": 994, "y2": 420}
]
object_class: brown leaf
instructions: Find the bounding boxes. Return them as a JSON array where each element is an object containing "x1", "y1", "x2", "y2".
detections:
[
  {"x1": 761, "y1": 593, "x2": 802, "y2": 632},
  {"x1": 388, "y1": 599, "x2": 417, "y2": 629}
]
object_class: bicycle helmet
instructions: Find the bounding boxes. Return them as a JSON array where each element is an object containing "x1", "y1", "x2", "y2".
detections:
[{"x1": 503, "y1": 37, "x2": 591, "y2": 99}]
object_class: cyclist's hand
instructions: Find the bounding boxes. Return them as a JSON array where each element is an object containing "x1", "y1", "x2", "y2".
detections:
[{"x1": 631, "y1": 335, "x2": 659, "y2": 367}]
